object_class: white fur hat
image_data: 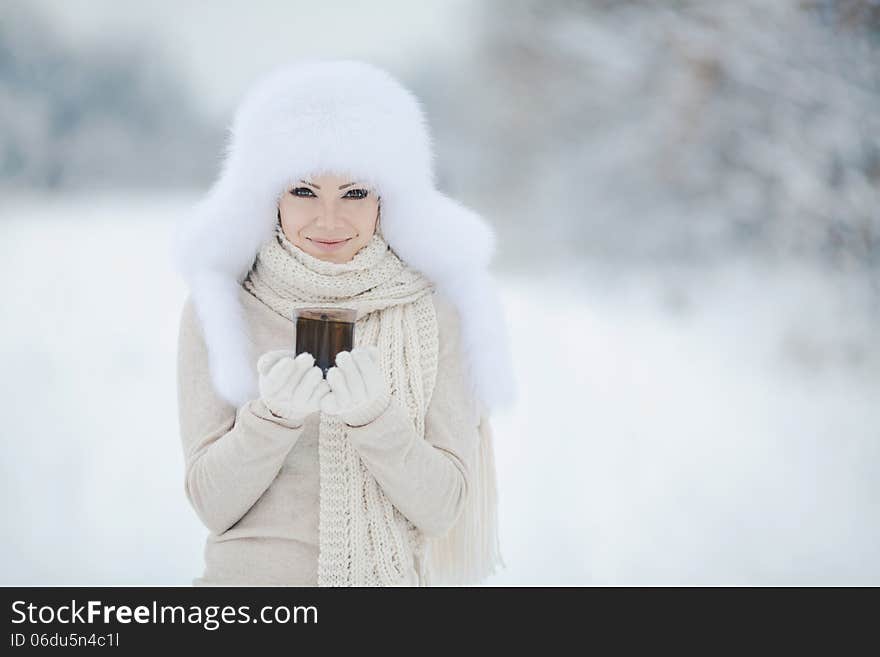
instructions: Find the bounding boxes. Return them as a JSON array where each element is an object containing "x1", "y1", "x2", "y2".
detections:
[{"x1": 171, "y1": 57, "x2": 516, "y2": 415}]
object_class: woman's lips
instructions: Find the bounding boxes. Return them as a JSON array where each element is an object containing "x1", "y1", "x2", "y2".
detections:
[{"x1": 308, "y1": 237, "x2": 352, "y2": 251}]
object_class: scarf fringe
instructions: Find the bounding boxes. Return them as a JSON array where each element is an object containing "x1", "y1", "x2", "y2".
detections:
[{"x1": 424, "y1": 409, "x2": 506, "y2": 586}]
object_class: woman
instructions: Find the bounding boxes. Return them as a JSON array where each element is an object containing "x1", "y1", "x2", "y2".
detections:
[{"x1": 173, "y1": 58, "x2": 516, "y2": 586}]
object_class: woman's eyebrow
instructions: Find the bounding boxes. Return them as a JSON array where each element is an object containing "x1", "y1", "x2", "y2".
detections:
[{"x1": 300, "y1": 180, "x2": 359, "y2": 190}]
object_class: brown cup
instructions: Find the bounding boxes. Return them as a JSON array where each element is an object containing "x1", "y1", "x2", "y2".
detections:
[{"x1": 293, "y1": 307, "x2": 356, "y2": 377}]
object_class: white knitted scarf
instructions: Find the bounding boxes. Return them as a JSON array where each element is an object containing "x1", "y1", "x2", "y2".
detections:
[
  {"x1": 243, "y1": 221, "x2": 505, "y2": 586},
  {"x1": 243, "y1": 221, "x2": 440, "y2": 585}
]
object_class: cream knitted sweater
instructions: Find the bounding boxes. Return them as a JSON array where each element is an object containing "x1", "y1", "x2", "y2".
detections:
[{"x1": 176, "y1": 283, "x2": 482, "y2": 586}]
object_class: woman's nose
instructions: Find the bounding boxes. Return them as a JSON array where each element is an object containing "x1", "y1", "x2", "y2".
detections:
[
  {"x1": 315, "y1": 203, "x2": 343, "y2": 228},
  {"x1": 315, "y1": 213, "x2": 339, "y2": 229}
]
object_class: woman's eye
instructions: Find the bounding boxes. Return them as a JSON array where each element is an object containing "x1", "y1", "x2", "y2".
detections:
[
  {"x1": 291, "y1": 187, "x2": 316, "y2": 197},
  {"x1": 344, "y1": 188, "x2": 369, "y2": 199}
]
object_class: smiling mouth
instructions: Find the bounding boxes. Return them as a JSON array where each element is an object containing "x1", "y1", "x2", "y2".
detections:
[
  {"x1": 307, "y1": 237, "x2": 353, "y2": 251},
  {"x1": 308, "y1": 238, "x2": 351, "y2": 244}
]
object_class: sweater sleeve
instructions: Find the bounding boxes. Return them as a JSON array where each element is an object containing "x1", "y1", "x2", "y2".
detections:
[
  {"x1": 176, "y1": 295, "x2": 311, "y2": 535},
  {"x1": 344, "y1": 294, "x2": 481, "y2": 538}
]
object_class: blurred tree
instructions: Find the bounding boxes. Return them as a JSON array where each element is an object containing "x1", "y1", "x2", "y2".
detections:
[
  {"x1": 0, "y1": 2, "x2": 222, "y2": 191},
  {"x1": 421, "y1": 0, "x2": 880, "y2": 275}
]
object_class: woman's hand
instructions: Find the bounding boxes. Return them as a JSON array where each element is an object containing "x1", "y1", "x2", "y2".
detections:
[
  {"x1": 257, "y1": 349, "x2": 330, "y2": 427},
  {"x1": 321, "y1": 345, "x2": 392, "y2": 427}
]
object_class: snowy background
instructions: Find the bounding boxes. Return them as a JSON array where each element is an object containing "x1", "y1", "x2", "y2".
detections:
[{"x1": 2, "y1": 0, "x2": 879, "y2": 585}]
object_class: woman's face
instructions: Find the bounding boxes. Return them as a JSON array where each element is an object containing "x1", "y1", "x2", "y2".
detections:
[{"x1": 277, "y1": 173, "x2": 380, "y2": 263}]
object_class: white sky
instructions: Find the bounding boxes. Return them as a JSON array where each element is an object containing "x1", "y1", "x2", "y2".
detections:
[{"x1": 28, "y1": 0, "x2": 476, "y2": 122}]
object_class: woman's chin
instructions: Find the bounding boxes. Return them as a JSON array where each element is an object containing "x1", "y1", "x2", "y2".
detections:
[{"x1": 310, "y1": 247, "x2": 353, "y2": 263}]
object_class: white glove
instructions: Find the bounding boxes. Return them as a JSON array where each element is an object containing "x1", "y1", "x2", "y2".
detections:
[
  {"x1": 256, "y1": 349, "x2": 330, "y2": 427},
  {"x1": 320, "y1": 345, "x2": 392, "y2": 427}
]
